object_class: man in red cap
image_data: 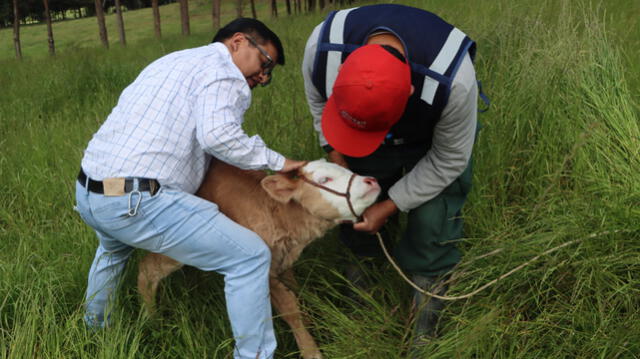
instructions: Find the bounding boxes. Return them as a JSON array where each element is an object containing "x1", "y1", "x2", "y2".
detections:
[{"x1": 302, "y1": 4, "x2": 481, "y2": 351}]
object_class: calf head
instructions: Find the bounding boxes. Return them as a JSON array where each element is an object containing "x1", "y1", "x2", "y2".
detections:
[{"x1": 261, "y1": 159, "x2": 380, "y2": 222}]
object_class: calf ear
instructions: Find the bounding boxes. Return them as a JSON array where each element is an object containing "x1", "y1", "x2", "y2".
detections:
[{"x1": 261, "y1": 175, "x2": 298, "y2": 203}]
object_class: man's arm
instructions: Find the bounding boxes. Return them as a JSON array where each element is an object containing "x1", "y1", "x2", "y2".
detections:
[
  {"x1": 301, "y1": 23, "x2": 330, "y2": 148},
  {"x1": 388, "y1": 54, "x2": 479, "y2": 212},
  {"x1": 195, "y1": 75, "x2": 286, "y2": 172},
  {"x1": 302, "y1": 23, "x2": 350, "y2": 168},
  {"x1": 355, "y1": 54, "x2": 478, "y2": 233}
]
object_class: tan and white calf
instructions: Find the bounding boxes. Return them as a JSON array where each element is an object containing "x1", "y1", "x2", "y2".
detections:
[{"x1": 138, "y1": 158, "x2": 380, "y2": 359}]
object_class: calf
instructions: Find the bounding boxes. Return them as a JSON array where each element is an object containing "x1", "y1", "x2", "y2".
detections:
[{"x1": 138, "y1": 158, "x2": 380, "y2": 359}]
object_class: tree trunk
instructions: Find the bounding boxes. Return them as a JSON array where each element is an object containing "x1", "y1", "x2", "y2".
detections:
[
  {"x1": 114, "y1": 0, "x2": 126, "y2": 45},
  {"x1": 179, "y1": 0, "x2": 190, "y2": 35},
  {"x1": 211, "y1": 0, "x2": 220, "y2": 29},
  {"x1": 318, "y1": 0, "x2": 325, "y2": 10},
  {"x1": 152, "y1": 0, "x2": 161, "y2": 38},
  {"x1": 94, "y1": 0, "x2": 109, "y2": 48},
  {"x1": 250, "y1": 0, "x2": 257, "y2": 19},
  {"x1": 270, "y1": 0, "x2": 277, "y2": 18},
  {"x1": 43, "y1": 0, "x2": 55, "y2": 56},
  {"x1": 236, "y1": 0, "x2": 243, "y2": 17},
  {"x1": 285, "y1": 0, "x2": 291, "y2": 15},
  {"x1": 295, "y1": 0, "x2": 301, "y2": 14},
  {"x1": 12, "y1": 0, "x2": 21, "y2": 59}
]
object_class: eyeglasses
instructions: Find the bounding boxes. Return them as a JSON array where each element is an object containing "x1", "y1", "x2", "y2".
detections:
[{"x1": 245, "y1": 34, "x2": 274, "y2": 86}]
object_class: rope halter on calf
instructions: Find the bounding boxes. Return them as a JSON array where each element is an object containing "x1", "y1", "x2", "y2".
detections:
[{"x1": 297, "y1": 170, "x2": 360, "y2": 221}]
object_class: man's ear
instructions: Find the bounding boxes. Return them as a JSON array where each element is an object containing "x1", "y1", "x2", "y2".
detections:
[
  {"x1": 261, "y1": 175, "x2": 298, "y2": 203},
  {"x1": 410, "y1": 84, "x2": 415, "y2": 96},
  {"x1": 229, "y1": 32, "x2": 244, "y2": 52}
]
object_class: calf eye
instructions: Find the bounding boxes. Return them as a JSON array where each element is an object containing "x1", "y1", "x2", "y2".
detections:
[{"x1": 318, "y1": 177, "x2": 332, "y2": 184}]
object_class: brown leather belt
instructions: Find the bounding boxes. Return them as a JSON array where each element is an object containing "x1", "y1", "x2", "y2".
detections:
[{"x1": 77, "y1": 168, "x2": 160, "y2": 196}]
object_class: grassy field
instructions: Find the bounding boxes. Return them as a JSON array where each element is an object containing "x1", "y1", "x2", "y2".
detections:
[
  {"x1": 0, "y1": 0, "x2": 278, "y2": 60},
  {"x1": 1, "y1": 0, "x2": 639, "y2": 358}
]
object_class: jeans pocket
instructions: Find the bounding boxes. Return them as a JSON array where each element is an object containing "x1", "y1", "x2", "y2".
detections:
[
  {"x1": 74, "y1": 202, "x2": 98, "y2": 230},
  {"x1": 90, "y1": 196, "x2": 134, "y2": 232}
]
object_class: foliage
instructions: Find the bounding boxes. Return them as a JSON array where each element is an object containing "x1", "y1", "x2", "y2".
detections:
[{"x1": 1, "y1": 0, "x2": 639, "y2": 358}]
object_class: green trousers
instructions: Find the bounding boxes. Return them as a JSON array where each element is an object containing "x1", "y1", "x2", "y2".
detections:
[{"x1": 341, "y1": 142, "x2": 473, "y2": 277}]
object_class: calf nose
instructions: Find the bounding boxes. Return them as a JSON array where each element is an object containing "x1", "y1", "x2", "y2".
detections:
[{"x1": 363, "y1": 177, "x2": 378, "y2": 186}]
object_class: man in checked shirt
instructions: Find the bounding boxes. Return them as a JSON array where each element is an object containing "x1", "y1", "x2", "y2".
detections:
[{"x1": 75, "y1": 18, "x2": 305, "y2": 359}]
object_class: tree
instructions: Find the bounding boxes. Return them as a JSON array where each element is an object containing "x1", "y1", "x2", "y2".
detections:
[
  {"x1": 270, "y1": 0, "x2": 277, "y2": 18},
  {"x1": 179, "y1": 0, "x2": 189, "y2": 35},
  {"x1": 12, "y1": 0, "x2": 21, "y2": 59},
  {"x1": 114, "y1": 0, "x2": 126, "y2": 45},
  {"x1": 211, "y1": 0, "x2": 220, "y2": 29},
  {"x1": 94, "y1": 0, "x2": 109, "y2": 48},
  {"x1": 43, "y1": 0, "x2": 55, "y2": 55},
  {"x1": 285, "y1": 0, "x2": 291, "y2": 16},
  {"x1": 236, "y1": 0, "x2": 242, "y2": 17},
  {"x1": 249, "y1": 0, "x2": 256, "y2": 19},
  {"x1": 152, "y1": 0, "x2": 161, "y2": 38}
]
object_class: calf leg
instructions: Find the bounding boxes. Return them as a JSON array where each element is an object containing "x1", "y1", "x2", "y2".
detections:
[
  {"x1": 269, "y1": 269, "x2": 322, "y2": 359},
  {"x1": 137, "y1": 253, "x2": 184, "y2": 314}
]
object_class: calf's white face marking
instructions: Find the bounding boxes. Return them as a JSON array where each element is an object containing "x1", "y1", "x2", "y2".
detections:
[{"x1": 300, "y1": 159, "x2": 380, "y2": 221}]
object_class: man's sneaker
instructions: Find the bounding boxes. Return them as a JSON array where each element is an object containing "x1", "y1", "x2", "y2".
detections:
[{"x1": 84, "y1": 312, "x2": 108, "y2": 330}]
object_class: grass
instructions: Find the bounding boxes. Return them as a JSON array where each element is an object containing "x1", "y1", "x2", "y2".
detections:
[
  {"x1": 1, "y1": 0, "x2": 639, "y2": 358},
  {"x1": 0, "y1": 0, "x2": 312, "y2": 61}
]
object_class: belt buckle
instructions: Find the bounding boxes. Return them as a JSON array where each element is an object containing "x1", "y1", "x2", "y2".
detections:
[{"x1": 103, "y1": 178, "x2": 126, "y2": 196}]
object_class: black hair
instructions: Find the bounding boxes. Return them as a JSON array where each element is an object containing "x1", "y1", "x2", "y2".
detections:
[
  {"x1": 381, "y1": 44, "x2": 407, "y2": 64},
  {"x1": 212, "y1": 18, "x2": 285, "y2": 66}
]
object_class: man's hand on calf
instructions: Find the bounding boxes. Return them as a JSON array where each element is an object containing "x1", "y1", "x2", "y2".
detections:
[{"x1": 353, "y1": 199, "x2": 398, "y2": 234}]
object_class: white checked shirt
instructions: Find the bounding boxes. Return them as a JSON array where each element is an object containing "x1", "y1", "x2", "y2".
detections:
[{"x1": 81, "y1": 42, "x2": 285, "y2": 194}]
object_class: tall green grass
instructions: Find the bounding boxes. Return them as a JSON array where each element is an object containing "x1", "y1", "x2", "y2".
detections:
[{"x1": 1, "y1": 0, "x2": 639, "y2": 358}]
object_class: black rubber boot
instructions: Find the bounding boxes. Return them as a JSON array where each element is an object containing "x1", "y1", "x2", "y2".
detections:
[
  {"x1": 344, "y1": 263, "x2": 369, "y2": 292},
  {"x1": 409, "y1": 275, "x2": 448, "y2": 357},
  {"x1": 342, "y1": 258, "x2": 379, "y2": 302}
]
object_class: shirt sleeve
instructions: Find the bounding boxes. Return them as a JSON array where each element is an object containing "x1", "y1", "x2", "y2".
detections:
[
  {"x1": 194, "y1": 74, "x2": 285, "y2": 171},
  {"x1": 301, "y1": 23, "x2": 330, "y2": 147},
  {"x1": 388, "y1": 54, "x2": 478, "y2": 211}
]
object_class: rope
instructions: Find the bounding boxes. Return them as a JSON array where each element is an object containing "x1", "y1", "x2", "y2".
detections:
[{"x1": 376, "y1": 229, "x2": 626, "y2": 301}]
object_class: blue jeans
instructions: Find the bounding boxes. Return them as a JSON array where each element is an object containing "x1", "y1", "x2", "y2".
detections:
[{"x1": 75, "y1": 180, "x2": 276, "y2": 359}]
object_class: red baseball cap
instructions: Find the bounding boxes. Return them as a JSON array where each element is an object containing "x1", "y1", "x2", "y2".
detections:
[{"x1": 321, "y1": 44, "x2": 412, "y2": 158}]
